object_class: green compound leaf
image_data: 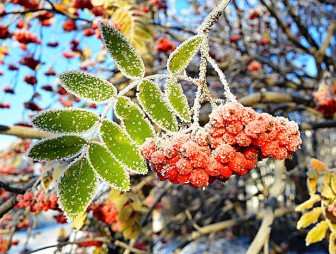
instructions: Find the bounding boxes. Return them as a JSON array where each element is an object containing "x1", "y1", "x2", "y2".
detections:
[
  {"x1": 167, "y1": 35, "x2": 203, "y2": 74},
  {"x1": 27, "y1": 135, "x2": 86, "y2": 161},
  {"x1": 115, "y1": 96, "x2": 155, "y2": 145},
  {"x1": 58, "y1": 70, "x2": 116, "y2": 103},
  {"x1": 165, "y1": 81, "x2": 191, "y2": 122},
  {"x1": 100, "y1": 120, "x2": 147, "y2": 174},
  {"x1": 100, "y1": 22, "x2": 145, "y2": 79},
  {"x1": 57, "y1": 157, "x2": 98, "y2": 221},
  {"x1": 32, "y1": 108, "x2": 99, "y2": 134},
  {"x1": 88, "y1": 142, "x2": 130, "y2": 191},
  {"x1": 137, "y1": 80, "x2": 178, "y2": 132}
]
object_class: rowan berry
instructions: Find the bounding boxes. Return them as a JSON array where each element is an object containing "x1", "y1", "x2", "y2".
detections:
[{"x1": 189, "y1": 168, "x2": 209, "y2": 187}]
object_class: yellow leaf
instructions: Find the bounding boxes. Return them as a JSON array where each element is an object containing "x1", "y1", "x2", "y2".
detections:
[
  {"x1": 307, "y1": 169, "x2": 318, "y2": 180},
  {"x1": 306, "y1": 221, "x2": 329, "y2": 246},
  {"x1": 123, "y1": 221, "x2": 141, "y2": 239},
  {"x1": 309, "y1": 158, "x2": 328, "y2": 172},
  {"x1": 82, "y1": 47, "x2": 91, "y2": 60},
  {"x1": 331, "y1": 171, "x2": 336, "y2": 194},
  {"x1": 117, "y1": 206, "x2": 133, "y2": 222},
  {"x1": 94, "y1": 246, "x2": 108, "y2": 254},
  {"x1": 120, "y1": 217, "x2": 135, "y2": 231},
  {"x1": 296, "y1": 194, "x2": 321, "y2": 212},
  {"x1": 92, "y1": 0, "x2": 104, "y2": 6},
  {"x1": 325, "y1": 171, "x2": 332, "y2": 185},
  {"x1": 330, "y1": 232, "x2": 336, "y2": 254},
  {"x1": 297, "y1": 207, "x2": 323, "y2": 229},
  {"x1": 114, "y1": 195, "x2": 129, "y2": 211},
  {"x1": 71, "y1": 212, "x2": 87, "y2": 230},
  {"x1": 322, "y1": 183, "x2": 335, "y2": 200},
  {"x1": 96, "y1": 50, "x2": 106, "y2": 63},
  {"x1": 108, "y1": 189, "x2": 121, "y2": 200},
  {"x1": 307, "y1": 177, "x2": 318, "y2": 195}
]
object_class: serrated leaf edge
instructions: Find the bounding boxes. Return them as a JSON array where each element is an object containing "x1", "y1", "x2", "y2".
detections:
[
  {"x1": 114, "y1": 96, "x2": 155, "y2": 143},
  {"x1": 58, "y1": 70, "x2": 117, "y2": 104},
  {"x1": 99, "y1": 22, "x2": 145, "y2": 80},
  {"x1": 99, "y1": 120, "x2": 148, "y2": 175},
  {"x1": 136, "y1": 80, "x2": 178, "y2": 132},
  {"x1": 55, "y1": 156, "x2": 98, "y2": 222},
  {"x1": 32, "y1": 108, "x2": 100, "y2": 134},
  {"x1": 164, "y1": 81, "x2": 191, "y2": 122},
  {"x1": 27, "y1": 134, "x2": 87, "y2": 162},
  {"x1": 167, "y1": 35, "x2": 204, "y2": 74},
  {"x1": 87, "y1": 141, "x2": 131, "y2": 192}
]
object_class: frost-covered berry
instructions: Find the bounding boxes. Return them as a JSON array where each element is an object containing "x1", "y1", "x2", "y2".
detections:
[
  {"x1": 140, "y1": 138, "x2": 156, "y2": 160},
  {"x1": 213, "y1": 144, "x2": 235, "y2": 164},
  {"x1": 151, "y1": 151, "x2": 166, "y2": 165},
  {"x1": 189, "y1": 168, "x2": 209, "y2": 187},
  {"x1": 176, "y1": 158, "x2": 193, "y2": 176},
  {"x1": 228, "y1": 152, "x2": 247, "y2": 175}
]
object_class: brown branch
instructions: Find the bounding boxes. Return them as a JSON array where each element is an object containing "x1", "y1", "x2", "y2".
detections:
[
  {"x1": 0, "y1": 181, "x2": 27, "y2": 194},
  {"x1": 0, "y1": 177, "x2": 38, "y2": 218},
  {"x1": 283, "y1": 0, "x2": 319, "y2": 49},
  {"x1": 0, "y1": 125, "x2": 52, "y2": 139},
  {"x1": 238, "y1": 91, "x2": 313, "y2": 107},
  {"x1": 260, "y1": 0, "x2": 313, "y2": 54}
]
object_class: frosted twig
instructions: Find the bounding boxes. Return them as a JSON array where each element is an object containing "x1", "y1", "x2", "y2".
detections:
[
  {"x1": 198, "y1": 0, "x2": 231, "y2": 35},
  {"x1": 118, "y1": 80, "x2": 140, "y2": 97}
]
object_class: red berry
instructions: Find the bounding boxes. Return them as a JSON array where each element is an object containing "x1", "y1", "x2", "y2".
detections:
[
  {"x1": 189, "y1": 168, "x2": 209, "y2": 187},
  {"x1": 228, "y1": 152, "x2": 247, "y2": 175},
  {"x1": 176, "y1": 158, "x2": 193, "y2": 176},
  {"x1": 213, "y1": 144, "x2": 235, "y2": 164},
  {"x1": 261, "y1": 141, "x2": 280, "y2": 157}
]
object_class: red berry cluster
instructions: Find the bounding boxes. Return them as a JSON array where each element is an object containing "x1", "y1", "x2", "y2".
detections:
[
  {"x1": 140, "y1": 103, "x2": 302, "y2": 188},
  {"x1": 312, "y1": 86, "x2": 336, "y2": 117},
  {"x1": 24, "y1": 75, "x2": 37, "y2": 85},
  {"x1": 19, "y1": 54, "x2": 41, "y2": 70},
  {"x1": 16, "y1": 191, "x2": 58, "y2": 212},
  {"x1": 0, "y1": 24, "x2": 10, "y2": 39},
  {"x1": 89, "y1": 202, "x2": 118, "y2": 225},
  {"x1": 77, "y1": 236, "x2": 103, "y2": 247},
  {"x1": 63, "y1": 20, "x2": 77, "y2": 32},
  {"x1": 156, "y1": 37, "x2": 176, "y2": 53},
  {"x1": 12, "y1": 0, "x2": 39, "y2": 10},
  {"x1": 12, "y1": 30, "x2": 41, "y2": 44},
  {"x1": 71, "y1": 0, "x2": 94, "y2": 10}
]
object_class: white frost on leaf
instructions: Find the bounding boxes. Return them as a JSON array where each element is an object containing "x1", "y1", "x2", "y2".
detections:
[
  {"x1": 58, "y1": 70, "x2": 117, "y2": 103},
  {"x1": 99, "y1": 22, "x2": 145, "y2": 79},
  {"x1": 27, "y1": 134, "x2": 86, "y2": 162},
  {"x1": 56, "y1": 156, "x2": 98, "y2": 222},
  {"x1": 87, "y1": 141, "x2": 130, "y2": 191},
  {"x1": 32, "y1": 108, "x2": 99, "y2": 134}
]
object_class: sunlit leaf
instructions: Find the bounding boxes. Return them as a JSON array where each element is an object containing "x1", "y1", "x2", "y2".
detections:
[
  {"x1": 330, "y1": 232, "x2": 336, "y2": 254},
  {"x1": 297, "y1": 207, "x2": 323, "y2": 229},
  {"x1": 27, "y1": 135, "x2": 86, "y2": 161},
  {"x1": 321, "y1": 183, "x2": 335, "y2": 200},
  {"x1": 306, "y1": 221, "x2": 329, "y2": 246},
  {"x1": 59, "y1": 70, "x2": 116, "y2": 103},
  {"x1": 331, "y1": 172, "x2": 336, "y2": 194},
  {"x1": 165, "y1": 81, "x2": 191, "y2": 122},
  {"x1": 115, "y1": 96, "x2": 155, "y2": 145},
  {"x1": 100, "y1": 22, "x2": 144, "y2": 79},
  {"x1": 137, "y1": 80, "x2": 178, "y2": 132},
  {"x1": 324, "y1": 171, "x2": 332, "y2": 185},
  {"x1": 88, "y1": 142, "x2": 130, "y2": 191},
  {"x1": 114, "y1": 194, "x2": 129, "y2": 211},
  {"x1": 167, "y1": 35, "x2": 203, "y2": 74},
  {"x1": 71, "y1": 212, "x2": 87, "y2": 230},
  {"x1": 295, "y1": 194, "x2": 321, "y2": 212},
  {"x1": 57, "y1": 157, "x2": 98, "y2": 221},
  {"x1": 117, "y1": 206, "x2": 132, "y2": 222},
  {"x1": 33, "y1": 108, "x2": 99, "y2": 134},
  {"x1": 100, "y1": 120, "x2": 148, "y2": 174},
  {"x1": 309, "y1": 158, "x2": 328, "y2": 172}
]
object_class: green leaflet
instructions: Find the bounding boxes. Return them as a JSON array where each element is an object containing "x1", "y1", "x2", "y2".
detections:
[
  {"x1": 32, "y1": 108, "x2": 99, "y2": 134},
  {"x1": 100, "y1": 22, "x2": 145, "y2": 79},
  {"x1": 165, "y1": 81, "x2": 191, "y2": 122},
  {"x1": 27, "y1": 135, "x2": 86, "y2": 161},
  {"x1": 137, "y1": 80, "x2": 178, "y2": 132},
  {"x1": 115, "y1": 96, "x2": 155, "y2": 145},
  {"x1": 167, "y1": 35, "x2": 203, "y2": 74},
  {"x1": 100, "y1": 120, "x2": 148, "y2": 174},
  {"x1": 88, "y1": 142, "x2": 130, "y2": 191},
  {"x1": 57, "y1": 157, "x2": 98, "y2": 221},
  {"x1": 58, "y1": 71, "x2": 116, "y2": 103}
]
